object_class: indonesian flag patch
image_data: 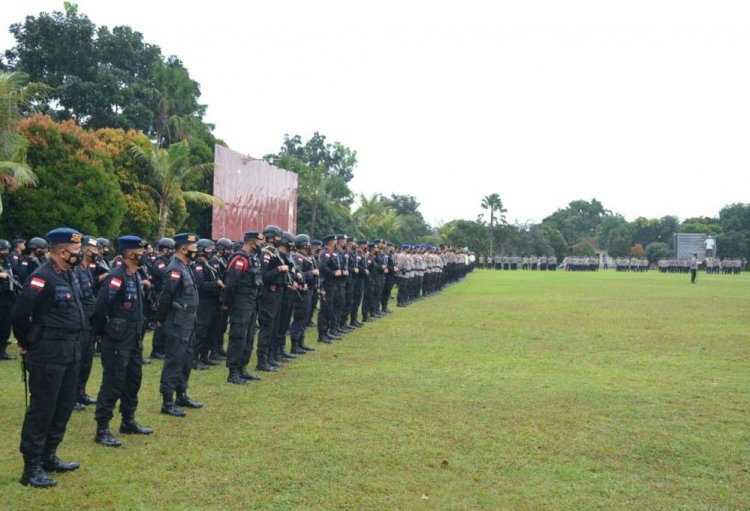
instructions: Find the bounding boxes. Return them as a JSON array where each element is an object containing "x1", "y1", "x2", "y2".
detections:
[
  {"x1": 170, "y1": 270, "x2": 181, "y2": 281},
  {"x1": 194, "y1": 265, "x2": 203, "y2": 272},
  {"x1": 30, "y1": 277, "x2": 45, "y2": 291},
  {"x1": 263, "y1": 254, "x2": 271, "y2": 263},
  {"x1": 109, "y1": 277, "x2": 123, "y2": 290},
  {"x1": 157, "y1": 262, "x2": 166, "y2": 269},
  {"x1": 233, "y1": 259, "x2": 245, "y2": 270}
]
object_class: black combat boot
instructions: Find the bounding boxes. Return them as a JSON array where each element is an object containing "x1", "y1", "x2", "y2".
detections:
[
  {"x1": 290, "y1": 339, "x2": 306, "y2": 355},
  {"x1": 227, "y1": 369, "x2": 249, "y2": 385},
  {"x1": 239, "y1": 368, "x2": 261, "y2": 381},
  {"x1": 300, "y1": 338, "x2": 316, "y2": 351},
  {"x1": 202, "y1": 354, "x2": 220, "y2": 366},
  {"x1": 281, "y1": 347, "x2": 297, "y2": 360},
  {"x1": 161, "y1": 395, "x2": 186, "y2": 417},
  {"x1": 42, "y1": 453, "x2": 80, "y2": 473},
  {"x1": 176, "y1": 392, "x2": 203, "y2": 409},
  {"x1": 256, "y1": 354, "x2": 277, "y2": 372},
  {"x1": 120, "y1": 418, "x2": 154, "y2": 435},
  {"x1": 20, "y1": 457, "x2": 56, "y2": 488},
  {"x1": 78, "y1": 392, "x2": 97, "y2": 405},
  {"x1": 95, "y1": 424, "x2": 122, "y2": 447}
]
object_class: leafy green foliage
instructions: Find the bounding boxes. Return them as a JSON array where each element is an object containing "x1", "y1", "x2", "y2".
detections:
[
  {"x1": 0, "y1": 113, "x2": 125, "y2": 239},
  {"x1": 542, "y1": 198, "x2": 609, "y2": 245},
  {"x1": 645, "y1": 241, "x2": 672, "y2": 263}
]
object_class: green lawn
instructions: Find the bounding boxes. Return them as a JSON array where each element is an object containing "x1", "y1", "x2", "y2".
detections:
[{"x1": 1, "y1": 270, "x2": 748, "y2": 510}]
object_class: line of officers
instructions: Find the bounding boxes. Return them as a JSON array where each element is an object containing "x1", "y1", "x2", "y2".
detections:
[{"x1": 0, "y1": 226, "x2": 470, "y2": 488}]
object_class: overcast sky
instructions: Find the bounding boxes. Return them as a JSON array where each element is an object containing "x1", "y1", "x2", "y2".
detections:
[{"x1": 3, "y1": 1, "x2": 749, "y2": 226}]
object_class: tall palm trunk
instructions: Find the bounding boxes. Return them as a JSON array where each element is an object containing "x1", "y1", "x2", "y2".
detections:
[{"x1": 157, "y1": 195, "x2": 170, "y2": 238}]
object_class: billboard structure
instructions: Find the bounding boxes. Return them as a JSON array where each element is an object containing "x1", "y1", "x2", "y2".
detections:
[
  {"x1": 212, "y1": 144, "x2": 298, "y2": 241},
  {"x1": 674, "y1": 233, "x2": 716, "y2": 260}
]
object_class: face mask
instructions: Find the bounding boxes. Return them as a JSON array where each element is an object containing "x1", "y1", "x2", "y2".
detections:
[
  {"x1": 65, "y1": 250, "x2": 83, "y2": 267},
  {"x1": 0, "y1": 250, "x2": 8, "y2": 260},
  {"x1": 35, "y1": 249, "x2": 46, "y2": 258},
  {"x1": 186, "y1": 249, "x2": 197, "y2": 260}
]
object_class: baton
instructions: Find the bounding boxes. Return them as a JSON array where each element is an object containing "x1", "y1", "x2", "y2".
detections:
[{"x1": 20, "y1": 354, "x2": 28, "y2": 410}]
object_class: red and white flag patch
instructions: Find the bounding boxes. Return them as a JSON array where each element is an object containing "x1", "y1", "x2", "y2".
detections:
[
  {"x1": 30, "y1": 277, "x2": 45, "y2": 291},
  {"x1": 109, "y1": 277, "x2": 123, "y2": 290},
  {"x1": 233, "y1": 259, "x2": 245, "y2": 270},
  {"x1": 170, "y1": 270, "x2": 181, "y2": 281},
  {"x1": 157, "y1": 262, "x2": 166, "y2": 269},
  {"x1": 194, "y1": 265, "x2": 203, "y2": 272}
]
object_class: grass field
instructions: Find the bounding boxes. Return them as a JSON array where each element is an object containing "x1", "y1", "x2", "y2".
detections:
[{"x1": 0, "y1": 270, "x2": 748, "y2": 510}]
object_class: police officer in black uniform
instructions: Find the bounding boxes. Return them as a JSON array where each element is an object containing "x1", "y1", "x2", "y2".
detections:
[
  {"x1": 291, "y1": 234, "x2": 317, "y2": 354},
  {"x1": 18, "y1": 237, "x2": 48, "y2": 284},
  {"x1": 350, "y1": 239, "x2": 368, "y2": 327},
  {"x1": 381, "y1": 242, "x2": 396, "y2": 313},
  {"x1": 93, "y1": 236, "x2": 154, "y2": 447},
  {"x1": 150, "y1": 238, "x2": 175, "y2": 360},
  {"x1": 213, "y1": 237, "x2": 234, "y2": 360},
  {"x1": 273, "y1": 231, "x2": 300, "y2": 363},
  {"x1": 157, "y1": 233, "x2": 203, "y2": 417},
  {"x1": 9, "y1": 238, "x2": 25, "y2": 275},
  {"x1": 224, "y1": 231, "x2": 264, "y2": 383},
  {"x1": 192, "y1": 239, "x2": 224, "y2": 371},
  {"x1": 11, "y1": 228, "x2": 86, "y2": 488},
  {"x1": 73, "y1": 236, "x2": 99, "y2": 409},
  {"x1": 317, "y1": 235, "x2": 341, "y2": 343},
  {"x1": 307, "y1": 239, "x2": 323, "y2": 328},
  {"x1": 0, "y1": 239, "x2": 20, "y2": 360},
  {"x1": 257, "y1": 225, "x2": 288, "y2": 370}
]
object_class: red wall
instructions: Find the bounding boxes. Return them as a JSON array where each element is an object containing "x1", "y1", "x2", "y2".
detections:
[{"x1": 212, "y1": 144, "x2": 298, "y2": 240}]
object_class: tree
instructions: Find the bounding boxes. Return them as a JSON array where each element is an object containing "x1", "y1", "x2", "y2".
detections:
[
  {"x1": 480, "y1": 193, "x2": 506, "y2": 259},
  {"x1": 717, "y1": 231, "x2": 749, "y2": 259},
  {"x1": 645, "y1": 242, "x2": 672, "y2": 264},
  {"x1": 597, "y1": 215, "x2": 633, "y2": 257},
  {"x1": 265, "y1": 133, "x2": 356, "y2": 237},
  {"x1": 380, "y1": 194, "x2": 431, "y2": 244},
  {"x1": 542, "y1": 198, "x2": 609, "y2": 245},
  {"x1": 679, "y1": 217, "x2": 723, "y2": 235},
  {"x1": 719, "y1": 203, "x2": 750, "y2": 233},
  {"x1": 128, "y1": 140, "x2": 221, "y2": 238},
  {"x1": 0, "y1": 114, "x2": 126, "y2": 239},
  {"x1": 0, "y1": 71, "x2": 44, "y2": 216}
]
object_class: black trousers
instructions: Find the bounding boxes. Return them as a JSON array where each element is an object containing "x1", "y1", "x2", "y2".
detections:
[
  {"x1": 274, "y1": 290, "x2": 293, "y2": 354},
  {"x1": 290, "y1": 290, "x2": 311, "y2": 343},
  {"x1": 382, "y1": 276, "x2": 395, "y2": 310},
  {"x1": 151, "y1": 324, "x2": 166, "y2": 356},
  {"x1": 195, "y1": 298, "x2": 222, "y2": 359},
  {"x1": 373, "y1": 275, "x2": 384, "y2": 313},
  {"x1": 351, "y1": 278, "x2": 365, "y2": 322},
  {"x1": 344, "y1": 277, "x2": 354, "y2": 323},
  {"x1": 95, "y1": 337, "x2": 143, "y2": 424},
  {"x1": 318, "y1": 281, "x2": 335, "y2": 335},
  {"x1": 226, "y1": 300, "x2": 257, "y2": 370},
  {"x1": 159, "y1": 308, "x2": 196, "y2": 396},
  {"x1": 362, "y1": 280, "x2": 373, "y2": 318},
  {"x1": 0, "y1": 294, "x2": 14, "y2": 349},
  {"x1": 257, "y1": 287, "x2": 283, "y2": 361},
  {"x1": 77, "y1": 330, "x2": 95, "y2": 398},
  {"x1": 20, "y1": 354, "x2": 80, "y2": 458},
  {"x1": 333, "y1": 279, "x2": 346, "y2": 329}
]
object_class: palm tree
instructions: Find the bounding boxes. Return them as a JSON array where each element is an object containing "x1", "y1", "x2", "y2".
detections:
[
  {"x1": 299, "y1": 164, "x2": 330, "y2": 238},
  {"x1": 0, "y1": 71, "x2": 44, "y2": 216},
  {"x1": 481, "y1": 193, "x2": 507, "y2": 259},
  {"x1": 129, "y1": 140, "x2": 223, "y2": 238}
]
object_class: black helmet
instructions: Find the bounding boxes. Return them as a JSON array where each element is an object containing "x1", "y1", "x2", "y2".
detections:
[
  {"x1": 96, "y1": 237, "x2": 111, "y2": 248},
  {"x1": 279, "y1": 231, "x2": 295, "y2": 246},
  {"x1": 157, "y1": 238, "x2": 175, "y2": 250},
  {"x1": 263, "y1": 225, "x2": 283, "y2": 239},
  {"x1": 294, "y1": 234, "x2": 310, "y2": 248},
  {"x1": 215, "y1": 238, "x2": 233, "y2": 251},
  {"x1": 196, "y1": 239, "x2": 214, "y2": 253},
  {"x1": 28, "y1": 237, "x2": 48, "y2": 250},
  {"x1": 0, "y1": 239, "x2": 10, "y2": 250}
]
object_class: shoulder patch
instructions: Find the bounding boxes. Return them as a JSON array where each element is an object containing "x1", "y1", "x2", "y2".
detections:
[
  {"x1": 170, "y1": 270, "x2": 181, "y2": 281},
  {"x1": 194, "y1": 264, "x2": 203, "y2": 272},
  {"x1": 263, "y1": 254, "x2": 271, "y2": 263},
  {"x1": 233, "y1": 259, "x2": 245, "y2": 269},
  {"x1": 324, "y1": 253, "x2": 331, "y2": 259},
  {"x1": 30, "y1": 277, "x2": 45, "y2": 291},
  {"x1": 21, "y1": 260, "x2": 29, "y2": 266},
  {"x1": 109, "y1": 277, "x2": 123, "y2": 290},
  {"x1": 157, "y1": 262, "x2": 166, "y2": 269}
]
